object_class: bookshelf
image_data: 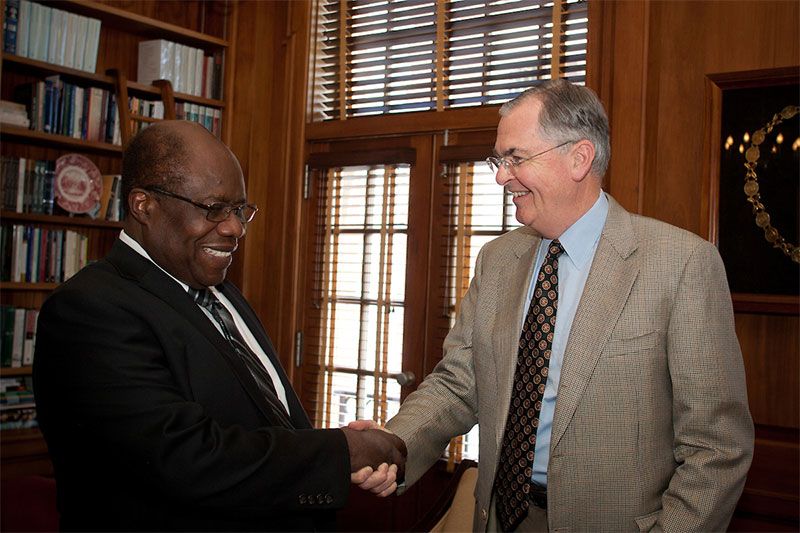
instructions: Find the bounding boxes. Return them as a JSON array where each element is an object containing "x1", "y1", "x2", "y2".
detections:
[{"x1": 0, "y1": 0, "x2": 236, "y2": 480}]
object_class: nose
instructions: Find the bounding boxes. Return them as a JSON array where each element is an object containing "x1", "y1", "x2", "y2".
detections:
[
  {"x1": 494, "y1": 164, "x2": 513, "y2": 186},
  {"x1": 216, "y1": 212, "x2": 246, "y2": 238}
]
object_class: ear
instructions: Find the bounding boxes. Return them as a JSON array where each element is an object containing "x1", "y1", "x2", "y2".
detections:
[
  {"x1": 128, "y1": 189, "x2": 156, "y2": 225},
  {"x1": 569, "y1": 140, "x2": 596, "y2": 182}
]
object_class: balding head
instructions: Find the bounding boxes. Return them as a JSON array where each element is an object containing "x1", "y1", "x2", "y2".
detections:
[{"x1": 121, "y1": 121, "x2": 221, "y2": 216}]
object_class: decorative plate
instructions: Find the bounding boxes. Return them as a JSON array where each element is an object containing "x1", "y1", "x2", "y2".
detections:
[{"x1": 55, "y1": 153, "x2": 102, "y2": 214}]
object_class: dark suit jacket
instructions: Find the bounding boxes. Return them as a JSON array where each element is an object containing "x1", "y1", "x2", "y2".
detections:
[{"x1": 33, "y1": 239, "x2": 350, "y2": 532}]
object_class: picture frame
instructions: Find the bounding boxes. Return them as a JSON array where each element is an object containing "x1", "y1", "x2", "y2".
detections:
[{"x1": 703, "y1": 67, "x2": 799, "y2": 314}]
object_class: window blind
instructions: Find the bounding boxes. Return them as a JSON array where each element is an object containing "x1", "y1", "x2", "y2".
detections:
[
  {"x1": 436, "y1": 159, "x2": 521, "y2": 461},
  {"x1": 310, "y1": 0, "x2": 588, "y2": 120},
  {"x1": 304, "y1": 164, "x2": 411, "y2": 428}
]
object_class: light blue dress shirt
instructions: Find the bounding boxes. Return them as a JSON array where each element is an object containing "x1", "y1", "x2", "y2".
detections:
[{"x1": 527, "y1": 192, "x2": 609, "y2": 486}]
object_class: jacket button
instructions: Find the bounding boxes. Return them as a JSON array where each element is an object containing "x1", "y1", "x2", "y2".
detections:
[
  {"x1": 317, "y1": 493, "x2": 325, "y2": 504},
  {"x1": 325, "y1": 494, "x2": 334, "y2": 504},
  {"x1": 481, "y1": 508, "x2": 488, "y2": 520},
  {"x1": 299, "y1": 494, "x2": 307, "y2": 504}
]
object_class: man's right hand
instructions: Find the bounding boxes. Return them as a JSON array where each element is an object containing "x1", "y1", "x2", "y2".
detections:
[{"x1": 341, "y1": 424, "x2": 407, "y2": 495}]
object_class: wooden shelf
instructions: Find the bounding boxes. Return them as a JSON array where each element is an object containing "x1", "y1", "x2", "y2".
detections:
[
  {"x1": 53, "y1": 0, "x2": 230, "y2": 50},
  {"x1": 0, "y1": 282, "x2": 60, "y2": 291},
  {"x1": 126, "y1": 80, "x2": 225, "y2": 107},
  {"x1": 733, "y1": 293, "x2": 800, "y2": 315},
  {"x1": 1, "y1": 53, "x2": 116, "y2": 86},
  {"x1": 0, "y1": 366, "x2": 34, "y2": 377},
  {"x1": 0, "y1": 210, "x2": 124, "y2": 228},
  {"x1": 2, "y1": 54, "x2": 225, "y2": 109},
  {"x1": 0, "y1": 124, "x2": 124, "y2": 154},
  {"x1": 0, "y1": 427, "x2": 52, "y2": 480}
]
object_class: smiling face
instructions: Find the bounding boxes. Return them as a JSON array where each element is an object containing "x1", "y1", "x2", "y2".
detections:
[
  {"x1": 494, "y1": 97, "x2": 599, "y2": 238},
  {"x1": 135, "y1": 124, "x2": 248, "y2": 289}
]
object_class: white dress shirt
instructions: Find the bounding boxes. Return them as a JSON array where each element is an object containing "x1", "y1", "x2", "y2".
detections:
[{"x1": 119, "y1": 230, "x2": 290, "y2": 413}]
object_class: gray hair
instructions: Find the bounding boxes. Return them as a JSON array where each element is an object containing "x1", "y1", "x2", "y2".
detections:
[{"x1": 500, "y1": 79, "x2": 610, "y2": 178}]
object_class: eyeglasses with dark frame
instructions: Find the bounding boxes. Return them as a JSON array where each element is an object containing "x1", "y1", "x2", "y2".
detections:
[
  {"x1": 486, "y1": 140, "x2": 576, "y2": 177},
  {"x1": 146, "y1": 187, "x2": 258, "y2": 223}
]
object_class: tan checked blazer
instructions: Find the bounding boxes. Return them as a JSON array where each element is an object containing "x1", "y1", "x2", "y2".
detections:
[{"x1": 386, "y1": 194, "x2": 754, "y2": 532}]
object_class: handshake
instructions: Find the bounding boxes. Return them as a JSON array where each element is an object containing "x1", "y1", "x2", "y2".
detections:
[{"x1": 341, "y1": 420, "x2": 407, "y2": 497}]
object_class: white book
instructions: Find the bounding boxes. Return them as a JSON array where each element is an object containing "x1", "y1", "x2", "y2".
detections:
[
  {"x1": 63, "y1": 12, "x2": 79, "y2": 69},
  {"x1": 56, "y1": 8, "x2": 68, "y2": 65},
  {"x1": 72, "y1": 86, "x2": 83, "y2": 138},
  {"x1": 36, "y1": 3, "x2": 51, "y2": 62},
  {"x1": 194, "y1": 47, "x2": 204, "y2": 97},
  {"x1": 82, "y1": 17, "x2": 101, "y2": 73},
  {"x1": 26, "y1": 2, "x2": 39, "y2": 60},
  {"x1": 11, "y1": 307, "x2": 25, "y2": 367},
  {"x1": 47, "y1": 8, "x2": 63, "y2": 65},
  {"x1": 172, "y1": 43, "x2": 183, "y2": 93},
  {"x1": 15, "y1": 158, "x2": 25, "y2": 213},
  {"x1": 72, "y1": 15, "x2": 88, "y2": 71},
  {"x1": 181, "y1": 45, "x2": 190, "y2": 95},
  {"x1": 186, "y1": 46, "x2": 196, "y2": 96},
  {"x1": 17, "y1": 0, "x2": 30, "y2": 57},
  {"x1": 137, "y1": 39, "x2": 173, "y2": 85},
  {"x1": 63, "y1": 230, "x2": 75, "y2": 280}
]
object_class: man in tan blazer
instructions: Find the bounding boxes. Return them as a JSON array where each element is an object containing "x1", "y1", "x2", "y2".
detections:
[{"x1": 357, "y1": 80, "x2": 754, "y2": 531}]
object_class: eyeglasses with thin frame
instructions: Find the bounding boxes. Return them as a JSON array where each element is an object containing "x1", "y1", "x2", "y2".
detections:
[
  {"x1": 486, "y1": 140, "x2": 576, "y2": 177},
  {"x1": 146, "y1": 187, "x2": 258, "y2": 223}
]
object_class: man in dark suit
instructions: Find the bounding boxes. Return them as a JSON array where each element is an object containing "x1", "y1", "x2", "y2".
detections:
[{"x1": 33, "y1": 120, "x2": 405, "y2": 532}]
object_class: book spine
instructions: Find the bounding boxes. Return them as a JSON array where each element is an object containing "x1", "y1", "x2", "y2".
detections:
[{"x1": 4, "y1": 0, "x2": 20, "y2": 54}]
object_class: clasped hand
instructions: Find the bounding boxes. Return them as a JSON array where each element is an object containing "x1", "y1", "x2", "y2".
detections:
[{"x1": 341, "y1": 420, "x2": 406, "y2": 497}]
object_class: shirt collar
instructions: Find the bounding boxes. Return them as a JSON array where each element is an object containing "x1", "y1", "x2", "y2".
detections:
[
  {"x1": 119, "y1": 229, "x2": 190, "y2": 292},
  {"x1": 547, "y1": 191, "x2": 608, "y2": 269}
]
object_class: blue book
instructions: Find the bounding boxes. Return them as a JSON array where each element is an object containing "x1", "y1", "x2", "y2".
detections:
[{"x1": 4, "y1": 0, "x2": 20, "y2": 54}]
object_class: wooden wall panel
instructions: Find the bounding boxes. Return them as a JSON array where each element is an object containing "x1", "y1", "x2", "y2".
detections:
[
  {"x1": 228, "y1": 0, "x2": 312, "y2": 377},
  {"x1": 593, "y1": 1, "x2": 799, "y2": 529},
  {"x1": 598, "y1": 0, "x2": 799, "y2": 234},
  {"x1": 224, "y1": 0, "x2": 799, "y2": 529}
]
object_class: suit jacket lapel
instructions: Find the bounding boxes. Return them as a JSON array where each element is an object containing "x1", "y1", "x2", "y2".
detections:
[
  {"x1": 550, "y1": 196, "x2": 639, "y2": 450},
  {"x1": 493, "y1": 227, "x2": 542, "y2": 447},
  {"x1": 218, "y1": 283, "x2": 312, "y2": 429},
  {"x1": 106, "y1": 240, "x2": 297, "y2": 429}
]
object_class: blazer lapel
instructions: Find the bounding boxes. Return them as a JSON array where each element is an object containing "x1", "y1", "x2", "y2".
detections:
[
  {"x1": 106, "y1": 240, "x2": 296, "y2": 429},
  {"x1": 550, "y1": 196, "x2": 639, "y2": 450},
  {"x1": 218, "y1": 282, "x2": 312, "y2": 429},
  {"x1": 493, "y1": 227, "x2": 541, "y2": 447}
]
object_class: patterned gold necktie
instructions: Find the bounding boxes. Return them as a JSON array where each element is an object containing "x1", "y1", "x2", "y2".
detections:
[{"x1": 494, "y1": 240, "x2": 564, "y2": 532}]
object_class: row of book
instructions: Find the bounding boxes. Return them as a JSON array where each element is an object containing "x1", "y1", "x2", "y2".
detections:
[
  {"x1": 129, "y1": 101, "x2": 221, "y2": 138},
  {"x1": 1, "y1": 225, "x2": 89, "y2": 283},
  {"x1": 175, "y1": 102, "x2": 222, "y2": 138},
  {"x1": 0, "y1": 376, "x2": 37, "y2": 430},
  {"x1": 14, "y1": 77, "x2": 122, "y2": 145},
  {"x1": 3, "y1": 0, "x2": 101, "y2": 73},
  {"x1": 0, "y1": 156, "x2": 55, "y2": 215},
  {"x1": 1, "y1": 155, "x2": 125, "y2": 222},
  {"x1": 138, "y1": 39, "x2": 223, "y2": 100},
  {"x1": 1, "y1": 307, "x2": 39, "y2": 368}
]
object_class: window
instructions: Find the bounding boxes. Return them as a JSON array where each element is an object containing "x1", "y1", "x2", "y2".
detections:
[
  {"x1": 434, "y1": 156, "x2": 522, "y2": 460},
  {"x1": 303, "y1": 160, "x2": 411, "y2": 428},
  {"x1": 309, "y1": 0, "x2": 588, "y2": 120},
  {"x1": 301, "y1": 142, "x2": 521, "y2": 462}
]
